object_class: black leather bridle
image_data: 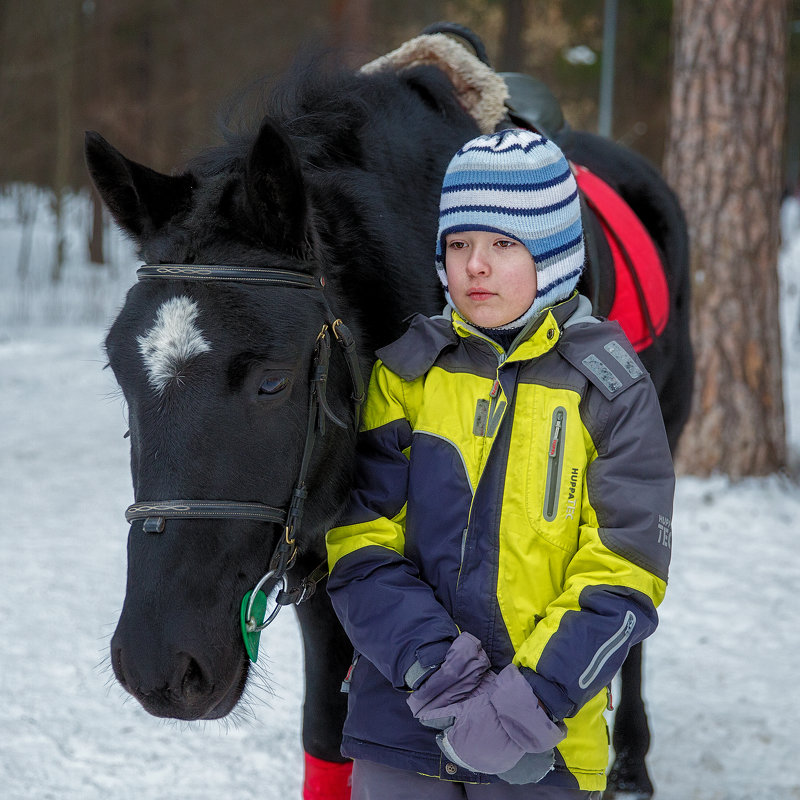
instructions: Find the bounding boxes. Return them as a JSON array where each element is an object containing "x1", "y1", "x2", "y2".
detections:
[{"x1": 123, "y1": 263, "x2": 365, "y2": 651}]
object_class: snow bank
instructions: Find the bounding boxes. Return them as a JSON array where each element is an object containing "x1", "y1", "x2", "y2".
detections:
[{"x1": 1, "y1": 192, "x2": 798, "y2": 798}]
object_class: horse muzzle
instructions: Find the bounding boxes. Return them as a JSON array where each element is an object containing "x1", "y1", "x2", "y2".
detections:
[{"x1": 110, "y1": 607, "x2": 248, "y2": 721}]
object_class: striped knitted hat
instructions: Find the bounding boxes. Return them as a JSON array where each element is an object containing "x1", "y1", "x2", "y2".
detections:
[{"x1": 436, "y1": 129, "x2": 585, "y2": 326}]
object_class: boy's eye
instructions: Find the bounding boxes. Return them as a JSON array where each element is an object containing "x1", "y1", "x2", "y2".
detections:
[
  {"x1": 448, "y1": 240, "x2": 467, "y2": 249},
  {"x1": 496, "y1": 239, "x2": 516, "y2": 248}
]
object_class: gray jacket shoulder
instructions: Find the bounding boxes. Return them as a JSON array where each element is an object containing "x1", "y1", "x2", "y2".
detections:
[
  {"x1": 557, "y1": 318, "x2": 648, "y2": 401},
  {"x1": 375, "y1": 313, "x2": 459, "y2": 381},
  {"x1": 558, "y1": 315, "x2": 673, "y2": 583}
]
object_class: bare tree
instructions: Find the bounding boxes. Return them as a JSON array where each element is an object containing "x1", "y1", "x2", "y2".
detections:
[
  {"x1": 664, "y1": 0, "x2": 788, "y2": 476},
  {"x1": 88, "y1": 186, "x2": 105, "y2": 265},
  {"x1": 50, "y1": 0, "x2": 82, "y2": 283}
]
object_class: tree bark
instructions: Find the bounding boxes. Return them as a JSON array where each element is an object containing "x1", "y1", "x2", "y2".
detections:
[
  {"x1": 330, "y1": 0, "x2": 372, "y2": 66},
  {"x1": 51, "y1": 0, "x2": 81, "y2": 283},
  {"x1": 88, "y1": 186, "x2": 105, "y2": 265},
  {"x1": 664, "y1": 0, "x2": 788, "y2": 477},
  {"x1": 498, "y1": 0, "x2": 527, "y2": 73}
]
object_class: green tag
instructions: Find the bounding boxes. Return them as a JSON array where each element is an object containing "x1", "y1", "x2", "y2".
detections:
[{"x1": 240, "y1": 590, "x2": 268, "y2": 662}]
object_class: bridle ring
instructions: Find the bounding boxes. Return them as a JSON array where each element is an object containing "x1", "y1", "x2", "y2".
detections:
[{"x1": 245, "y1": 569, "x2": 287, "y2": 633}]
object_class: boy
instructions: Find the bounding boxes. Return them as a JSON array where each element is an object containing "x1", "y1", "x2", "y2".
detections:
[{"x1": 326, "y1": 129, "x2": 674, "y2": 799}]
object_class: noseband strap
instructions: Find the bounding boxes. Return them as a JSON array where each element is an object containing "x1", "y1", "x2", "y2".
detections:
[
  {"x1": 125, "y1": 500, "x2": 286, "y2": 533},
  {"x1": 124, "y1": 263, "x2": 365, "y2": 646},
  {"x1": 136, "y1": 264, "x2": 322, "y2": 288}
]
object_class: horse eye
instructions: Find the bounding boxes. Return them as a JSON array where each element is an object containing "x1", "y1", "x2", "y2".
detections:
[{"x1": 259, "y1": 376, "x2": 289, "y2": 395}]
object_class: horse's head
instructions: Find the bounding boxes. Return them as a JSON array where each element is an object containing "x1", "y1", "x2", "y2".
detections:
[{"x1": 87, "y1": 120, "x2": 360, "y2": 720}]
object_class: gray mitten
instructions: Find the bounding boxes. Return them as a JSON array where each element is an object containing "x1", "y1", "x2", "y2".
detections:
[
  {"x1": 407, "y1": 632, "x2": 493, "y2": 729},
  {"x1": 497, "y1": 750, "x2": 556, "y2": 784},
  {"x1": 420, "y1": 663, "x2": 566, "y2": 775}
]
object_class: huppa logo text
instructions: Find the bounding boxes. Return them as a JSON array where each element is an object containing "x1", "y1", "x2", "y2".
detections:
[
  {"x1": 564, "y1": 467, "x2": 580, "y2": 520},
  {"x1": 657, "y1": 515, "x2": 672, "y2": 549}
]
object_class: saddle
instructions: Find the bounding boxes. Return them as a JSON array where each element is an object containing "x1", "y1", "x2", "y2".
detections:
[
  {"x1": 362, "y1": 34, "x2": 670, "y2": 353},
  {"x1": 572, "y1": 164, "x2": 669, "y2": 352}
]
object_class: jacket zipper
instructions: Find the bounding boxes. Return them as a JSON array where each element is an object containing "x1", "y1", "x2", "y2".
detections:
[
  {"x1": 543, "y1": 407, "x2": 566, "y2": 521},
  {"x1": 341, "y1": 651, "x2": 360, "y2": 694},
  {"x1": 456, "y1": 352, "x2": 507, "y2": 593}
]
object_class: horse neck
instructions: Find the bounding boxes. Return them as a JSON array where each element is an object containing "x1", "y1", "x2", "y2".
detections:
[{"x1": 309, "y1": 212, "x2": 443, "y2": 358}]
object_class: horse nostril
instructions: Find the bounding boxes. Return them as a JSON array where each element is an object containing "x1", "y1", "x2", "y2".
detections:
[{"x1": 179, "y1": 655, "x2": 212, "y2": 703}]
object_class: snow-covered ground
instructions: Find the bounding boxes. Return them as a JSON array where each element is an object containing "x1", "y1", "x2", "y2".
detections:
[{"x1": 1, "y1": 189, "x2": 799, "y2": 799}]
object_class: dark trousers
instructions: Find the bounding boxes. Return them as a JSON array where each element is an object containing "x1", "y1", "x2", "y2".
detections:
[{"x1": 351, "y1": 760, "x2": 602, "y2": 800}]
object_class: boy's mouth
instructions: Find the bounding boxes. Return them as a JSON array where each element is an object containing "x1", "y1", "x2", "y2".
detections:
[{"x1": 467, "y1": 288, "x2": 495, "y2": 301}]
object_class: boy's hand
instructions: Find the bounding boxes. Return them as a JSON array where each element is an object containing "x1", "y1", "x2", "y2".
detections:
[
  {"x1": 406, "y1": 632, "x2": 492, "y2": 725},
  {"x1": 421, "y1": 663, "x2": 566, "y2": 777}
]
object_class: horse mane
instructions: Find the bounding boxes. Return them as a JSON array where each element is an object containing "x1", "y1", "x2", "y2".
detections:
[
  {"x1": 184, "y1": 48, "x2": 468, "y2": 180},
  {"x1": 167, "y1": 47, "x2": 482, "y2": 352},
  {"x1": 182, "y1": 51, "x2": 369, "y2": 179}
]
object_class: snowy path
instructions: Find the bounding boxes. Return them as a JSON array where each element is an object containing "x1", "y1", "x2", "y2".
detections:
[{"x1": 1, "y1": 315, "x2": 799, "y2": 798}]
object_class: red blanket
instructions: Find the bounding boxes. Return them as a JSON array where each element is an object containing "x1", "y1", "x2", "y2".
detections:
[{"x1": 573, "y1": 165, "x2": 669, "y2": 352}]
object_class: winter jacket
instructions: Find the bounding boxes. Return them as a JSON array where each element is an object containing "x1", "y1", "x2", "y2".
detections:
[{"x1": 326, "y1": 293, "x2": 674, "y2": 792}]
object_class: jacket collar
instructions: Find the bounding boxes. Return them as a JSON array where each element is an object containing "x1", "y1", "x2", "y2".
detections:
[
  {"x1": 451, "y1": 292, "x2": 583, "y2": 362},
  {"x1": 375, "y1": 313, "x2": 459, "y2": 381},
  {"x1": 376, "y1": 293, "x2": 588, "y2": 381}
]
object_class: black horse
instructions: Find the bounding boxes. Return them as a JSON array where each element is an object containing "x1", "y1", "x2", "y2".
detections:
[{"x1": 87, "y1": 32, "x2": 691, "y2": 800}]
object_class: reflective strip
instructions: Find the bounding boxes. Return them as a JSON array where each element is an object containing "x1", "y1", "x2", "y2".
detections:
[
  {"x1": 578, "y1": 610, "x2": 636, "y2": 689},
  {"x1": 581, "y1": 354, "x2": 623, "y2": 394},
  {"x1": 604, "y1": 340, "x2": 643, "y2": 380},
  {"x1": 473, "y1": 398, "x2": 489, "y2": 436},
  {"x1": 404, "y1": 659, "x2": 437, "y2": 690}
]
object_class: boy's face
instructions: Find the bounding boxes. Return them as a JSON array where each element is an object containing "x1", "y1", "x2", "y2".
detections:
[{"x1": 444, "y1": 231, "x2": 538, "y2": 328}]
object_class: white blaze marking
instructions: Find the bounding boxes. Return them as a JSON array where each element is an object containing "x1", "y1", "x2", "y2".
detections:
[{"x1": 137, "y1": 296, "x2": 211, "y2": 394}]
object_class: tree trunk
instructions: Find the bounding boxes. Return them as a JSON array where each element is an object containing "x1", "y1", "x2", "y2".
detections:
[
  {"x1": 498, "y1": 0, "x2": 527, "y2": 73},
  {"x1": 664, "y1": 0, "x2": 788, "y2": 477},
  {"x1": 50, "y1": 0, "x2": 81, "y2": 283},
  {"x1": 88, "y1": 186, "x2": 105, "y2": 265},
  {"x1": 330, "y1": 0, "x2": 372, "y2": 66}
]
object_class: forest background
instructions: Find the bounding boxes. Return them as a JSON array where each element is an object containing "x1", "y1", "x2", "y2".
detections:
[
  {"x1": 2, "y1": 0, "x2": 799, "y2": 278},
  {"x1": 3, "y1": 0, "x2": 800, "y2": 275},
  {"x1": 2, "y1": 0, "x2": 680, "y2": 192},
  {"x1": 1, "y1": 0, "x2": 797, "y2": 477}
]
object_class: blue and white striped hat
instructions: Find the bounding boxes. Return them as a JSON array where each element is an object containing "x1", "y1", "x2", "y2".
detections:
[{"x1": 436, "y1": 129, "x2": 585, "y2": 325}]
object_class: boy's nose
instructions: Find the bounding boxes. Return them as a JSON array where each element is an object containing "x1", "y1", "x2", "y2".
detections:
[{"x1": 466, "y1": 247, "x2": 490, "y2": 275}]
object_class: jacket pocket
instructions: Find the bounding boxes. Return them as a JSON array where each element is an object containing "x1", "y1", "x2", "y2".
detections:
[
  {"x1": 522, "y1": 396, "x2": 582, "y2": 555},
  {"x1": 543, "y1": 406, "x2": 566, "y2": 522}
]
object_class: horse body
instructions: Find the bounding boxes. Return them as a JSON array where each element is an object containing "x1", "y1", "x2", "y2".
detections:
[
  {"x1": 565, "y1": 129, "x2": 693, "y2": 450},
  {"x1": 88, "y1": 42, "x2": 691, "y2": 798},
  {"x1": 91, "y1": 59, "x2": 480, "y2": 747}
]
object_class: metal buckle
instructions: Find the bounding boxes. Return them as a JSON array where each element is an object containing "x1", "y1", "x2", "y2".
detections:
[{"x1": 295, "y1": 578, "x2": 317, "y2": 604}]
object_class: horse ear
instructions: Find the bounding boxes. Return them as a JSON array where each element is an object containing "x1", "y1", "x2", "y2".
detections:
[
  {"x1": 245, "y1": 118, "x2": 308, "y2": 254},
  {"x1": 84, "y1": 131, "x2": 193, "y2": 241}
]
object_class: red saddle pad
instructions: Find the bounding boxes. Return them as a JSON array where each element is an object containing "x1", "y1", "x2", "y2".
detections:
[{"x1": 573, "y1": 164, "x2": 669, "y2": 352}]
